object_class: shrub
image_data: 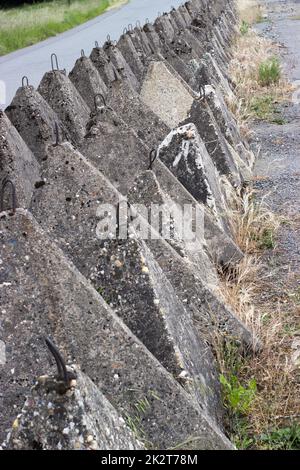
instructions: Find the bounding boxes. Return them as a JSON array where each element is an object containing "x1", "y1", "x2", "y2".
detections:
[{"x1": 258, "y1": 57, "x2": 281, "y2": 86}]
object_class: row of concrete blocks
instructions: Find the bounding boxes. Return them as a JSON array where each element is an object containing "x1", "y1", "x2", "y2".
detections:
[{"x1": 0, "y1": 0, "x2": 258, "y2": 450}]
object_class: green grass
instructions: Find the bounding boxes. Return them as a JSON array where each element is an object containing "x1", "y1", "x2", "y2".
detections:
[
  {"x1": 240, "y1": 20, "x2": 250, "y2": 36},
  {"x1": 258, "y1": 424, "x2": 300, "y2": 450},
  {"x1": 0, "y1": 0, "x2": 126, "y2": 55},
  {"x1": 219, "y1": 342, "x2": 300, "y2": 450},
  {"x1": 258, "y1": 57, "x2": 281, "y2": 87},
  {"x1": 258, "y1": 228, "x2": 276, "y2": 249},
  {"x1": 250, "y1": 94, "x2": 285, "y2": 124}
]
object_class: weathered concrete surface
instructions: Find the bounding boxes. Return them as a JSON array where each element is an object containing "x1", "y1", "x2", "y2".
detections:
[
  {"x1": 81, "y1": 107, "x2": 150, "y2": 195},
  {"x1": 94, "y1": 235, "x2": 224, "y2": 424},
  {"x1": 90, "y1": 46, "x2": 121, "y2": 86},
  {"x1": 140, "y1": 61, "x2": 247, "y2": 185},
  {"x1": 154, "y1": 13, "x2": 205, "y2": 71},
  {"x1": 158, "y1": 123, "x2": 230, "y2": 232},
  {"x1": 106, "y1": 77, "x2": 170, "y2": 149},
  {"x1": 0, "y1": 111, "x2": 40, "y2": 209},
  {"x1": 131, "y1": 26, "x2": 155, "y2": 58},
  {"x1": 117, "y1": 33, "x2": 145, "y2": 82},
  {"x1": 80, "y1": 106, "x2": 242, "y2": 270},
  {"x1": 79, "y1": 122, "x2": 255, "y2": 352},
  {"x1": 141, "y1": 61, "x2": 194, "y2": 129},
  {"x1": 0, "y1": 0, "x2": 260, "y2": 450},
  {"x1": 4, "y1": 369, "x2": 144, "y2": 450},
  {"x1": 127, "y1": 169, "x2": 199, "y2": 258},
  {"x1": 0, "y1": 209, "x2": 234, "y2": 449},
  {"x1": 143, "y1": 22, "x2": 163, "y2": 52},
  {"x1": 69, "y1": 55, "x2": 108, "y2": 111},
  {"x1": 38, "y1": 71, "x2": 90, "y2": 146},
  {"x1": 5, "y1": 85, "x2": 71, "y2": 163},
  {"x1": 103, "y1": 42, "x2": 140, "y2": 91},
  {"x1": 28, "y1": 141, "x2": 229, "y2": 423}
]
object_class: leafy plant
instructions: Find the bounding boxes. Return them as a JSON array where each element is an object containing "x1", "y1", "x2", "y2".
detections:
[
  {"x1": 259, "y1": 228, "x2": 275, "y2": 249},
  {"x1": 240, "y1": 20, "x2": 250, "y2": 36},
  {"x1": 259, "y1": 424, "x2": 300, "y2": 450},
  {"x1": 220, "y1": 374, "x2": 257, "y2": 415},
  {"x1": 258, "y1": 57, "x2": 281, "y2": 86}
]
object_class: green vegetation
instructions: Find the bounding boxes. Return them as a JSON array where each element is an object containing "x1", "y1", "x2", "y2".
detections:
[
  {"x1": 250, "y1": 94, "x2": 285, "y2": 124},
  {"x1": 258, "y1": 57, "x2": 281, "y2": 86},
  {"x1": 258, "y1": 424, "x2": 300, "y2": 450},
  {"x1": 258, "y1": 227, "x2": 276, "y2": 249},
  {"x1": 125, "y1": 397, "x2": 151, "y2": 444},
  {"x1": 240, "y1": 20, "x2": 250, "y2": 35},
  {"x1": 219, "y1": 340, "x2": 300, "y2": 450},
  {"x1": 0, "y1": 0, "x2": 126, "y2": 55},
  {"x1": 220, "y1": 374, "x2": 257, "y2": 415}
]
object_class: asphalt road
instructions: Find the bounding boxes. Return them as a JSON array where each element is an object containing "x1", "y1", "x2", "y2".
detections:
[{"x1": 0, "y1": 0, "x2": 183, "y2": 108}]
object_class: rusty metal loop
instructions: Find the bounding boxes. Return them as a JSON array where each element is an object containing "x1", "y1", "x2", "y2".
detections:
[
  {"x1": 107, "y1": 34, "x2": 111, "y2": 43},
  {"x1": 94, "y1": 93, "x2": 107, "y2": 111},
  {"x1": 22, "y1": 76, "x2": 29, "y2": 87},
  {"x1": 51, "y1": 53, "x2": 59, "y2": 72},
  {"x1": 136, "y1": 20, "x2": 141, "y2": 28},
  {"x1": 123, "y1": 27, "x2": 128, "y2": 35},
  {"x1": 148, "y1": 149, "x2": 158, "y2": 171},
  {"x1": 0, "y1": 178, "x2": 17, "y2": 215},
  {"x1": 45, "y1": 337, "x2": 76, "y2": 389},
  {"x1": 145, "y1": 18, "x2": 150, "y2": 24},
  {"x1": 81, "y1": 49, "x2": 85, "y2": 57},
  {"x1": 128, "y1": 23, "x2": 133, "y2": 32},
  {"x1": 95, "y1": 40, "x2": 99, "y2": 48}
]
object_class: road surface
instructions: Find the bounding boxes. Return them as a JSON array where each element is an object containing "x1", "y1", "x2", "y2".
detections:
[{"x1": 0, "y1": 0, "x2": 183, "y2": 108}]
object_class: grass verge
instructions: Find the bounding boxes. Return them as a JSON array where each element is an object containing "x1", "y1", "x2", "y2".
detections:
[
  {"x1": 0, "y1": 0, "x2": 127, "y2": 56},
  {"x1": 227, "y1": 26, "x2": 293, "y2": 127},
  {"x1": 217, "y1": 5, "x2": 300, "y2": 448},
  {"x1": 218, "y1": 185, "x2": 300, "y2": 449}
]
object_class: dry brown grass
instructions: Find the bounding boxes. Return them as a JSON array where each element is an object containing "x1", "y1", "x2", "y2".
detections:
[
  {"x1": 237, "y1": 0, "x2": 264, "y2": 24},
  {"x1": 218, "y1": 18, "x2": 299, "y2": 444},
  {"x1": 218, "y1": 188, "x2": 300, "y2": 447},
  {"x1": 220, "y1": 186, "x2": 280, "y2": 335},
  {"x1": 228, "y1": 29, "x2": 294, "y2": 125}
]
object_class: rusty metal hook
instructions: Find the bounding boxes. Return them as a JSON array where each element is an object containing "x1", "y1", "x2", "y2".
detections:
[
  {"x1": 148, "y1": 149, "x2": 158, "y2": 171},
  {"x1": 51, "y1": 53, "x2": 59, "y2": 71},
  {"x1": 0, "y1": 178, "x2": 17, "y2": 215},
  {"x1": 45, "y1": 337, "x2": 76, "y2": 388},
  {"x1": 94, "y1": 93, "x2": 107, "y2": 111},
  {"x1": 22, "y1": 76, "x2": 29, "y2": 87}
]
